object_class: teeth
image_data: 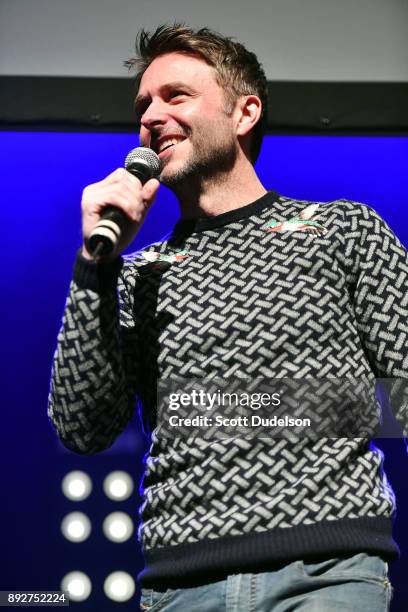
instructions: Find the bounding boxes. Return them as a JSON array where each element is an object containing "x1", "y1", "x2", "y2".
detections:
[{"x1": 158, "y1": 137, "x2": 184, "y2": 153}]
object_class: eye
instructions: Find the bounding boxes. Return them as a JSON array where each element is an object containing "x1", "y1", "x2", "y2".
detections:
[{"x1": 169, "y1": 90, "x2": 187, "y2": 100}]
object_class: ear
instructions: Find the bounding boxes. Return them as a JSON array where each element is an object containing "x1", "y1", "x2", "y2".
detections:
[{"x1": 235, "y1": 95, "x2": 262, "y2": 138}]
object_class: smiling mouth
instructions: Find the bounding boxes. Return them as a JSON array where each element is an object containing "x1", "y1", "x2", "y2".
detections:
[{"x1": 156, "y1": 137, "x2": 186, "y2": 154}]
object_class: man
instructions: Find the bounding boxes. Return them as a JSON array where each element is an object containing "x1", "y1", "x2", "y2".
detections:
[{"x1": 49, "y1": 24, "x2": 407, "y2": 611}]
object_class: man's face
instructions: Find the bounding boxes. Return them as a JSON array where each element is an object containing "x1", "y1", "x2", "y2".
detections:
[{"x1": 137, "y1": 52, "x2": 238, "y2": 188}]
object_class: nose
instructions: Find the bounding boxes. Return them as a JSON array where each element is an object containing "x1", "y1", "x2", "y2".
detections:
[
  {"x1": 139, "y1": 103, "x2": 168, "y2": 148},
  {"x1": 140, "y1": 99, "x2": 168, "y2": 131}
]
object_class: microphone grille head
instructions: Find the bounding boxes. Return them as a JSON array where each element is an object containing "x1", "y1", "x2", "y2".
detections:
[{"x1": 124, "y1": 147, "x2": 161, "y2": 178}]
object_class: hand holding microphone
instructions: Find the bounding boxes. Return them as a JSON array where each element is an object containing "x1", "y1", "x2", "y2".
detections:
[{"x1": 81, "y1": 147, "x2": 161, "y2": 261}]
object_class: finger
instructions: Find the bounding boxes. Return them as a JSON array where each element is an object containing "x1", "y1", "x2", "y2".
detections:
[
  {"x1": 87, "y1": 191, "x2": 140, "y2": 222},
  {"x1": 142, "y1": 178, "x2": 161, "y2": 203},
  {"x1": 102, "y1": 167, "x2": 130, "y2": 184},
  {"x1": 107, "y1": 181, "x2": 143, "y2": 204},
  {"x1": 101, "y1": 168, "x2": 145, "y2": 194}
]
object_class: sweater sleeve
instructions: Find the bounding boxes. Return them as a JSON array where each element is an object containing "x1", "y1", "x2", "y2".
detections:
[
  {"x1": 47, "y1": 251, "x2": 141, "y2": 454},
  {"x1": 343, "y1": 201, "x2": 408, "y2": 438}
]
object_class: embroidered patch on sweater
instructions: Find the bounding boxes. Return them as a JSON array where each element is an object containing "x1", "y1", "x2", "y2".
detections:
[
  {"x1": 266, "y1": 204, "x2": 328, "y2": 235},
  {"x1": 141, "y1": 250, "x2": 191, "y2": 263}
]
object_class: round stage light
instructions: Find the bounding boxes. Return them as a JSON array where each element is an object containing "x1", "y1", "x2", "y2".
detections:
[
  {"x1": 103, "y1": 471, "x2": 134, "y2": 501},
  {"x1": 61, "y1": 512, "x2": 92, "y2": 543},
  {"x1": 103, "y1": 512, "x2": 134, "y2": 543},
  {"x1": 61, "y1": 571, "x2": 91, "y2": 602},
  {"x1": 61, "y1": 471, "x2": 92, "y2": 501},
  {"x1": 103, "y1": 571, "x2": 135, "y2": 602}
]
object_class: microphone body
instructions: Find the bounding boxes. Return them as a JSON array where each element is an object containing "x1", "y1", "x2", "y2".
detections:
[{"x1": 87, "y1": 147, "x2": 161, "y2": 258}]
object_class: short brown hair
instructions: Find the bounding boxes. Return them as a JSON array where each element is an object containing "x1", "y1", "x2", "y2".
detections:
[{"x1": 124, "y1": 23, "x2": 268, "y2": 164}]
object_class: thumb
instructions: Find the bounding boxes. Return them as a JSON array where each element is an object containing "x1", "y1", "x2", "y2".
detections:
[{"x1": 142, "y1": 178, "x2": 160, "y2": 204}]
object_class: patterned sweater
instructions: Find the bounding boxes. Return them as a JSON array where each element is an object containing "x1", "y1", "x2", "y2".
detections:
[{"x1": 48, "y1": 191, "x2": 408, "y2": 588}]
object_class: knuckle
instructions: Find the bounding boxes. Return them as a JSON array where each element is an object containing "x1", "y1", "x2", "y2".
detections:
[
  {"x1": 127, "y1": 171, "x2": 142, "y2": 185},
  {"x1": 128, "y1": 202, "x2": 141, "y2": 220},
  {"x1": 109, "y1": 167, "x2": 127, "y2": 184},
  {"x1": 81, "y1": 184, "x2": 92, "y2": 199}
]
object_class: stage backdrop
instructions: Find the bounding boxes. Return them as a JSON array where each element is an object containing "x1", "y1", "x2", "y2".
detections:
[{"x1": 1, "y1": 131, "x2": 407, "y2": 610}]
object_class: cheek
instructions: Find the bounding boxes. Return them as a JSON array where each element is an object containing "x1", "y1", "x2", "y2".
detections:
[{"x1": 179, "y1": 101, "x2": 221, "y2": 124}]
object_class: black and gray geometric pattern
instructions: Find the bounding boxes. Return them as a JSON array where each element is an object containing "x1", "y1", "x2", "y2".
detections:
[{"x1": 48, "y1": 193, "x2": 408, "y2": 555}]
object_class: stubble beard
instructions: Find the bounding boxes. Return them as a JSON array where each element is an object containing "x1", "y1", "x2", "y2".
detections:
[{"x1": 159, "y1": 117, "x2": 238, "y2": 191}]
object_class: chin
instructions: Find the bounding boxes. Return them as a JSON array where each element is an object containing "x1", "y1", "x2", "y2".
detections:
[{"x1": 159, "y1": 160, "x2": 191, "y2": 186}]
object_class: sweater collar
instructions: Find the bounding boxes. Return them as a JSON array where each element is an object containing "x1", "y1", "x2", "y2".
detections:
[{"x1": 171, "y1": 190, "x2": 280, "y2": 235}]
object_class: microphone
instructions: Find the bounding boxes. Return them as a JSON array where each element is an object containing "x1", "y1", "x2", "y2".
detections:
[{"x1": 88, "y1": 147, "x2": 161, "y2": 259}]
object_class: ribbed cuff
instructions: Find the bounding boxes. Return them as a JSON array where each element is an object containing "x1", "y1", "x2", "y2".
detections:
[{"x1": 73, "y1": 249, "x2": 123, "y2": 293}]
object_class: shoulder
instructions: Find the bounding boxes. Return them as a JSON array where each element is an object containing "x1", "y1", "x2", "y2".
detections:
[
  {"x1": 325, "y1": 198, "x2": 385, "y2": 224},
  {"x1": 278, "y1": 195, "x2": 385, "y2": 230},
  {"x1": 280, "y1": 195, "x2": 378, "y2": 217}
]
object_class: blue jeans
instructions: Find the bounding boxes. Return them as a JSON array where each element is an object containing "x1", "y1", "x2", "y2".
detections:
[{"x1": 139, "y1": 553, "x2": 393, "y2": 611}]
